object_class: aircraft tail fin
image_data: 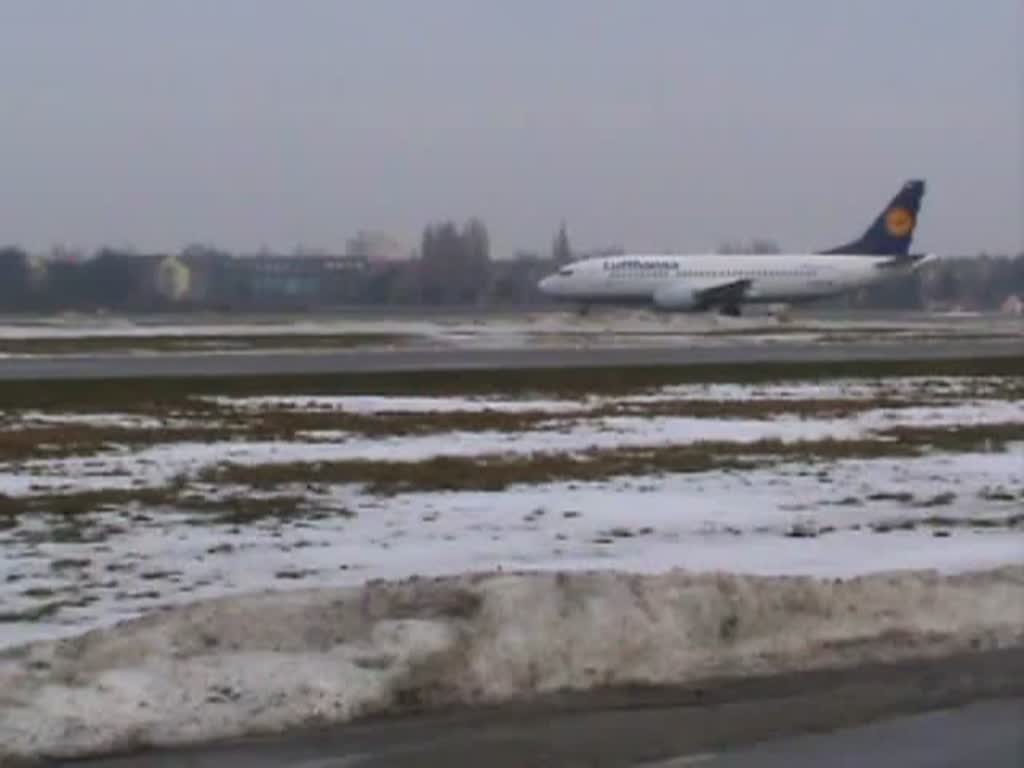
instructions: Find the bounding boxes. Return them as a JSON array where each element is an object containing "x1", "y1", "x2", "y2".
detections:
[{"x1": 821, "y1": 179, "x2": 926, "y2": 256}]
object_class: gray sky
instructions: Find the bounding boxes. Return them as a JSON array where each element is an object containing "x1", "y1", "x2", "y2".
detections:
[{"x1": 1, "y1": 0, "x2": 1020, "y2": 257}]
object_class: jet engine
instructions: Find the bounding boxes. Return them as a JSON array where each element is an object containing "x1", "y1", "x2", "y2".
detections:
[{"x1": 652, "y1": 284, "x2": 701, "y2": 311}]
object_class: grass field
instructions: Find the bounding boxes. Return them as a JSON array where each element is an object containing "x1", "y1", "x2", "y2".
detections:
[
  {"x1": 1, "y1": 353, "x2": 1022, "y2": 409},
  {"x1": 1, "y1": 355, "x2": 1022, "y2": 647},
  {"x1": 0, "y1": 332, "x2": 421, "y2": 356}
]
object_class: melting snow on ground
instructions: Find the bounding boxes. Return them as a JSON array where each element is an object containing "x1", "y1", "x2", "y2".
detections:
[
  {"x1": 206, "y1": 375, "x2": 1019, "y2": 411},
  {"x1": 1, "y1": 450, "x2": 1021, "y2": 649},
  {"x1": 0, "y1": 374, "x2": 1023, "y2": 763},
  {"x1": 2, "y1": 396, "x2": 1022, "y2": 496},
  {"x1": 0, "y1": 376, "x2": 1022, "y2": 650}
]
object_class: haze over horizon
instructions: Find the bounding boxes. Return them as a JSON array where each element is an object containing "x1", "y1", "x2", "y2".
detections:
[{"x1": 1, "y1": 0, "x2": 1020, "y2": 258}]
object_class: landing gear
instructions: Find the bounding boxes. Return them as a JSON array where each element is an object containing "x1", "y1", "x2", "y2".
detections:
[
  {"x1": 576, "y1": 304, "x2": 592, "y2": 317},
  {"x1": 720, "y1": 304, "x2": 742, "y2": 318}
]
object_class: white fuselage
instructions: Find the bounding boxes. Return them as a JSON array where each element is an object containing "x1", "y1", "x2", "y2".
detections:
[{"x1": 538, "y1": 252, "x2": 931, "y2": 310}]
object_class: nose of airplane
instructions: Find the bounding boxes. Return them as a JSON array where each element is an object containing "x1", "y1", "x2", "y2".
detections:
[{"x1": 538, "y1": 275, "x2": 556, "y2": 294}]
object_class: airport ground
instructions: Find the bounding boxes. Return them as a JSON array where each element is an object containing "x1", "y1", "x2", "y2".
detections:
[
  {"x1": 0, "y1": 306, "x2": 1020, "y2": 381},
  {"x1": 1, "y1": 308, "x2": 1021, "y2": 767},
  {"x1": 2, "y1": 337, "x2": 1022, "y2": 381}
]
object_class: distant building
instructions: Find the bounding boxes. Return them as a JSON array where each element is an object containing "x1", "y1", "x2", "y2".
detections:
[
  {"x1": 345, "y1": 231, "x2": 410, "y2": 263},
  {"x1": 231, "y1": 254, "x2": 369, "y2": 307},
  {"x1": 178, "y1": 247, "x2": 234, "y2": 305},
  {"x1": 1001, "y1": 294, "x2": 1023, "y2": 316},
  {"x1": 25, "y1": 254, "x2": 48, "y2": 289},
  {"x1": 154, "y1": 256, "x2": 191, "y2": 302}
]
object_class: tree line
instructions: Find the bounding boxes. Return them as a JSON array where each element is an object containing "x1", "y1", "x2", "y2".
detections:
[{"x1": 1, "y1": 229, "x2": 1022, "y2": 313}]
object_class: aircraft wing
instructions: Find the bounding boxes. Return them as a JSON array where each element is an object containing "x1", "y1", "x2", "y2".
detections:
[
  {"x1": 874, "y1": 252, "x2": 936, "y2": 270},
  {"x1": 694, "y1": 278, "x2": 753, "y2": 309}
]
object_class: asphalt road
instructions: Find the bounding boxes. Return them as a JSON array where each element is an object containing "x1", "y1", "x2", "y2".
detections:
[
  {"x1": 61, "y1": 648, "x2": 1024, "y2": 768},
  {"x1": 70, "y1": 701, "x2": 1022, "y2": 768},
  {"x1": 1, "y1": 338, "x2": 1022, "y2": 380},
  {"x1": 701, "y1": 699, "x2": 1023, "y2": 768}
]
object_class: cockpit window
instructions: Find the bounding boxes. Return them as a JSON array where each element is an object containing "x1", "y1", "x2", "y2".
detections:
[{"x1": 558, "y1": 268, "x2": 574, "y2": 276}]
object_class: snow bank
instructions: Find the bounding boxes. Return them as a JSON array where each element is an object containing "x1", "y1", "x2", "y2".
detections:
[{"x1": 2, "y1": 566, "x2": 1022, "y2": 763}]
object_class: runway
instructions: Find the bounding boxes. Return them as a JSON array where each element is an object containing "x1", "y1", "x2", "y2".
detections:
[
  {"x1": 66, "y1": 648, "x2": 1024, "y2": 768},
  {"x1": 1, "y1": 338, "x2": 1021, "y2": 380}
]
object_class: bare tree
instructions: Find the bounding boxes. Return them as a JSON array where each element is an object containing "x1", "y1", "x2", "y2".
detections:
[
  {"x1": 552, "y1": 221, "x2": 573, "y2": 265},
  {"x1": 717, "y1": 238, "x2": 781, "y2": 255}
]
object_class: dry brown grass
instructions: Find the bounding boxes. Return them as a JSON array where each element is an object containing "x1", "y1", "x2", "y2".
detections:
[
  {"x1": 235, "y1": 408, "x2": 571, "y2": 438},
  {"x1": 872, "y1": 513, "x2": 1024, "y2": 533},
  {"x1": 919, "y1": 513, "x2": 1024, "y2": 529},
  {"x1": 194, "y1": 434, "x2": 933, "y2": 496},
  {"x1": 198, "y1": 447, "x2": 754, "y2": 495},
  {"x1": 0, "y1": 408, "x2": 579, "y2": 462},
  {"x1": 7, "y1": 386, "x2": 1014, "y2": 464},
  {"x1": 1, "y1": 355, "x2": 1021, "y2": 412},
  {"x1": 0, "y1": 486, "x2": 319, "y2": 527},
  {"x1": 590, "y1": 397, "x2": 954, "y2": 420},
  {"x1": 874, "y1": 423, "x2": 1024, "y2": 453},
  {"x1": 6, "y1": 420, "x2": 1016, "y2": 515},
  {"x1": 0, "y1": 333, "x2": 418, "y2": 356},
  {"x1": 0, "y1": 601, "x2": 66, "y2": 623},
  {"x1": 0, "y1": 423, "x2": 230, "y2": 462},
  {"x1": 192, "y1": 419, "x2": 1024, "y2": 495},
  {"x1": 212, "y1": 395, "x2": 960, "y2": 440}
]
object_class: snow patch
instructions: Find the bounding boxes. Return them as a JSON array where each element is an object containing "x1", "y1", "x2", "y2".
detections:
[
  {"x1": 652, "y1": 376, "x2": 1013, "y2": 402},
  {"x1": 8, "y1": 411, "x2": 185, "y2": 430},
  {"x1": 203, "y1": 394, "x2": 589, "y2": 414},
  {"x1": 204, "y1": 376, "x2": 1019, "y2": 413},
  {"x1": 1, "y1": 566, "x2": 1022, "y2": 763}
]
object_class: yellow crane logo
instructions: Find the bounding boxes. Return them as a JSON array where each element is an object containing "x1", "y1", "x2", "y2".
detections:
[{"x1": 885, "y1": 207, "x2": 915, "y2": 237}]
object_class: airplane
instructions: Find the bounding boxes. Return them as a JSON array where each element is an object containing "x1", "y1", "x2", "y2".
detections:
[{"x1": 537, "y1": 180, "x2": 934, "y2": 316}]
